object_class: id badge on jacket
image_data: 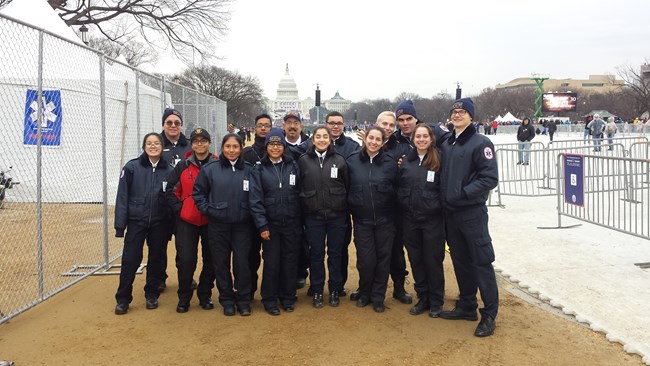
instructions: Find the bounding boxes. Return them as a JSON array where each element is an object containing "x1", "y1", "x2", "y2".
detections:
[
  {"x1": 243, "y1": 179, "x2": 249, "y2": 191},
  {"x1": 330, "y1": 165, "x2": 338, "y2": 179}
]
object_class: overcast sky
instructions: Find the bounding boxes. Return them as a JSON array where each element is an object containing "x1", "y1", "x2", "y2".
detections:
[{"x1": 155, "y1": 0, "x2": 650, "y2": 102}]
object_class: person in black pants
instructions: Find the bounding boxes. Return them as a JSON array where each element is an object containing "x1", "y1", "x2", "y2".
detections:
[
  {"x1": 324, "y1": 112, "x2": 360, "y2": 296},
  {"x1": 249, "y1": 128, "x2": 302, "y2": 315},
  {"x1": 439, "y1": 98, "x2": 499, "y2": 337},
  {"x1": 159, "y1": 108, "x2": 192, "y2": 292},
  {"x1": 114, "y1": 132, "x2": 172, "y2": 315},
  {"x1": 346, "y1": 127, "x2": 398, "y2": 313},
  {"x1": 164, "y1": 128, "x2": 217, "y2": 313},
  {"x1": 242, "y1": 114, "x2": 273, "y2": 300},
  {"x1": 282, "y1": 113, "x2": 311, "y2": 290},
  {"x1": 398, "y1": 123, "x2": 446, "y2": 318},
  {"x1": 193, "y1": 133, "x2": 255, "y2": 317},
  {"x1": 298, "y1": 126, "x2": 350, "y2": 308}
]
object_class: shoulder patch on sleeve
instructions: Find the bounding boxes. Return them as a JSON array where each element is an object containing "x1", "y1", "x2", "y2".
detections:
[{"x1": 483, "y1": 147, "x2": 494, "y2": 160}]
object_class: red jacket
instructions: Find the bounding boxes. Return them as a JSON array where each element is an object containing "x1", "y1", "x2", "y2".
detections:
[{"x1": 164, "y1": 151, "x2": 218, "y2": 226}]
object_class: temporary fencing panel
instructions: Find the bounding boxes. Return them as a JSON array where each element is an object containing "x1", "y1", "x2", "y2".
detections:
[{"x1": 0, "y1": 13, "x2": 227, "y2": 323}]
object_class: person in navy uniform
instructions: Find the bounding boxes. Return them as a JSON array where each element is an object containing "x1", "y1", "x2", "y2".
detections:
[
  {"x1": 398, "y1": 123, "x2": 446, "y2": 317},
  {"x1": 164, "y1": 127, "x2": 217, "y2": 313},
  {"x1": 439, "y1": 98, "x2": 499, "y2": 337},
  {"x1": 249, "y1": 128, "x2": 302, "y2": 315},
  {"x1": 159, "y1": 108, "x2": 192, "y2": 292},
  {"x1": 346, "y1": 127, "x2": 398, "y2": 313},
  {"x1": 114, "y1": 132, "x2": 172, "y2": 315},
  {"x1": 193, "y1": 133, "x2": 255, "y2": 317},
  {"x1": 298, "y1": 126, "x2": 350, "y2": 308},
  {"x1": 281, "y1": 113, "x2": 311, "y2": 290},
  {"x1": 242, "y1": 114, "x2": 274, "y2": 300},
  {"x1": 324, "y1": 112, "x2": 359, "y2": 297}
]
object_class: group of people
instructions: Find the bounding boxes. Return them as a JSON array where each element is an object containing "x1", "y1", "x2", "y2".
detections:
[
  {"x1": 584, "y1": 114, "x2": 618, "y2": 151},
  {"x1": 113, "y1": 98, "x2": 500, "y2": 337}
]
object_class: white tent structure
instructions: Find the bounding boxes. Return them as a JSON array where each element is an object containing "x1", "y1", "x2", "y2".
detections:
[
  {"x1": 501, "y1": 112, "x2": 521, "y2": 123},
  {"x1": 0, "y1": 2, "x2": 168, "y2": 203},
  {"x1": 494, "y1": 115, "x2": 503, "y2": 122}
]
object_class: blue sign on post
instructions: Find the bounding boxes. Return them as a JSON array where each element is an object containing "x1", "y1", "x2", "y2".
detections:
[
  {"x1": 564, "y1": 154, "x2": 584, "y2": 206},
  {"x1": 23, "y1": 89, "x2": 62, "y2": 146}
]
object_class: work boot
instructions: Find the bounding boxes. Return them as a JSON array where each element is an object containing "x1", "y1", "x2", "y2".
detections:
[{"x1": 392, "y1": 278, "x2": 412, "y2": 304}]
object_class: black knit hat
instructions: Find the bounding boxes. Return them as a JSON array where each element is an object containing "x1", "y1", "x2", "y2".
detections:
[{"x1": 162, "y1": 108, "x2": 182, "y2": 125}]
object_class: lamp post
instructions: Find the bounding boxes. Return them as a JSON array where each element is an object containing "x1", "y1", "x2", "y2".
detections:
[{"x1": 79, "y1": 24, "x2": 89, "y2": 45}]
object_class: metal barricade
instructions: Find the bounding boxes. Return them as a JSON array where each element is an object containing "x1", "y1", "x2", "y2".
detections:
[
  {"x1": 551, "y1": 154, "x2": 650, "y2": 240},
  {"x1": 495, "y1": 144, "x2": 627, "y2": 205}
]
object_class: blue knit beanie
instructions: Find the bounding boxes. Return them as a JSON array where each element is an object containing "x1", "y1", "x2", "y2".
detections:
[
  {"x1": 395, "y1": 100, "x2": 417, "y2": 119},
  {"x1": 265, "y1": 128, "x2": 286, "y2": 147},
  {"x1": 450, "y1": 98, "x2": 475, "y2": 120}
]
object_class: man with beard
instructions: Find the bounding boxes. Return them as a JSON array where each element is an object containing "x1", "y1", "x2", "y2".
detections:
[{"x1": 242, "y1": 114, "x2": 273, "y2": 300}]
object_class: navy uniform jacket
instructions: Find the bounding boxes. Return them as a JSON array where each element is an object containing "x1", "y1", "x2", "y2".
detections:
[
  {"x1": 440, "y1": 126, "x2": 498, "y2": 211},
  {"x1": 249, "y1": 154, "x2": 301, "y2": 232},
  {"x1": 397, "y1": 148, "x2": 442, "y2": 221},
  {"x1": 346, "y1": 149, "x2": 398, "y2": 225},
  {"x1": 192, "y1": 154, "x2": 254, "y2": 224},
  {"x1": 114, "y1": 153, "x2": 172, "y2": 236},
  {"x1": 386, "y1": 130, "x2": 413, "y2": 161},
  {"x1": 242, "y1": 136, "x2": 266, "y2": 165},
  {"x1": 297, "y1": 145, "x2": 349, "y2": 220},
  {"x1": 161, "y1": 132, "x2": 191, "y2": 168}
]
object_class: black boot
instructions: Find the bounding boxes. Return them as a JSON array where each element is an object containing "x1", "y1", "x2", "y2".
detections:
[{"x1": 392, "y1": 277, "x2": 412, "y2": 304}]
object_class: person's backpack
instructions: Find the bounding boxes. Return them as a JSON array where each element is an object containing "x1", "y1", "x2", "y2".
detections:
[{"x1": 606, "y1": 124, "x2": 616, "y2": 134}]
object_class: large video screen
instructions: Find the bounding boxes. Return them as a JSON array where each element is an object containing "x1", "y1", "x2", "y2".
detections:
[{"x1": 542, "y1": 92, "x2": 578, "y2": 112}]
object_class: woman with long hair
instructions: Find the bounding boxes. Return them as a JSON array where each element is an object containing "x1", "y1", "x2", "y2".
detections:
[{"x1": 398, "y1": 123, "x2": 446, "y2": 317}]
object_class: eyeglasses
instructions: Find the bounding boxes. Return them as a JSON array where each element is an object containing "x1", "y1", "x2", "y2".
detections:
[
  {"x1": 267, "y1": 142, "x2": 284, "y2": 148},
  {"x1": 165, "y1": 121, "x2": 182, "y2": 127},
  {"x1": 326, "y1": 122, "x2": 344, "y2": 127},
  {"x1": 451, "y1": 110, "x2": 468, "y2": 116},
  {"x1": 145, "y1": 142, "x2": 162, "y2": 147},
  {"x1": 192, "y1": 139, "x2": 209, "y2": 145},
  {"x1": 256, "y1": 124, "x2": 272, "y2": 129}
]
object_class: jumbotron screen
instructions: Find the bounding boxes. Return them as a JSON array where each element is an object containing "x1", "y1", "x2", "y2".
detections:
[{"x1": 542, "y1": 92, "x2": 578, "y2": 112}]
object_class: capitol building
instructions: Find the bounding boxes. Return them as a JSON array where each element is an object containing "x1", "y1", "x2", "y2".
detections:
[{"x1": 269, "y1": 64, "x2": 351, "y2": 123}]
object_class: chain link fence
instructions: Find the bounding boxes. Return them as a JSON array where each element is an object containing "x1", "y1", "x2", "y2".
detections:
[{"x1": 0, "y1": 13, "x2": 227, "y2": 323}]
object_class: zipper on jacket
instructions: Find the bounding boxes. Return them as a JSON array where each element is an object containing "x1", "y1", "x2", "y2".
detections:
[
  {"x1": 369, "y1": 160, "x2": 376, "y2": 225},
  {"x1": 148, "y1": 165, "x2": 156, "y2": 226}
]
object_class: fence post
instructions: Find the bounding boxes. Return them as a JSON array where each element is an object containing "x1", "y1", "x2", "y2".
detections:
[
  {"x1": 161, "y1": 75, "x2": 166, "y2": 111},
  {"x1": 100, "y1": 54, "x2": 109, "y2": 269},
  {"x1": 36, "y1": 29, "x2": 44, "y2": 299},
  {"x1": 135, "y1": 70, "x2": 141, "y2": 155}
]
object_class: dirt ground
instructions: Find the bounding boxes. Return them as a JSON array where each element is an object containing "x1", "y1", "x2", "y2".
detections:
[
  {"x1": 0, "y1": 137, "x2": 644, "y2": 365},
  {"x1": 0, "y1": 243, "x2": 643, "y2": 366}
]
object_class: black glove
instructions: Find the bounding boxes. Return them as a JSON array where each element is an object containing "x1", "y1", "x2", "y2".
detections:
[{"x1": 115, "y1": 228, "x2": 125, "y2": 238}]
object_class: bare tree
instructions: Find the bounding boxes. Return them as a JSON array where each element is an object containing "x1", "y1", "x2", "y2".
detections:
[
  {"x1": 175, "y1": 65, "x2": 266, "y2": 125},
  {"x1": 49, "y1": 0, "x2": 232, "y2": 64},
  {"x1": 616, "y1": 63, "x2": 650, "y2": 118},
  {"x1": 88, "y1": 36, "x2": 157, "y2": 67}
]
